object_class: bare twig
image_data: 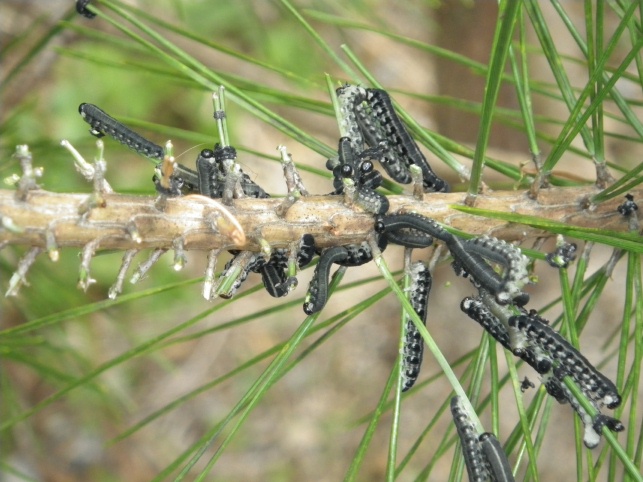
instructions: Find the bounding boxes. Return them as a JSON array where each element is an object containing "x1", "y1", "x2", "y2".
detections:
[{"x1": 0, "y1": 185, "x2": 638, "y2": 254}]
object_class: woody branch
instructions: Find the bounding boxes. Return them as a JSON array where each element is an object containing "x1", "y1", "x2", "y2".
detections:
[{"x1": 0, "y1": 185, "x2": 638, "y2": 252}]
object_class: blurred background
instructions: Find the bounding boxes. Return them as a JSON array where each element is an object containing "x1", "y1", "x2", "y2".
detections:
[{"x1": 1, "y1": 1, "x2": 641, "y2": 481}]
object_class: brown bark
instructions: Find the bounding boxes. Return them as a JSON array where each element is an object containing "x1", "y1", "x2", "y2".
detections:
[{"x1": 0, "y1": 185, "x2": 637, "y2": 253}]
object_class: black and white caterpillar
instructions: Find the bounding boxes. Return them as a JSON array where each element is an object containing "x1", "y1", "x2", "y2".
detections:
[
  {"x1": 79, "y1": 103, "x2": 165, "y2": 160},
  {"x1": 401, "y1": 262, "x2": 432, "y2": 391},
  {"x1": 336, "y1": 85, "x2": 449, "y2": 193},
  {"x1": 450, "y1": 397, "x2": 515, "y2": 482}
]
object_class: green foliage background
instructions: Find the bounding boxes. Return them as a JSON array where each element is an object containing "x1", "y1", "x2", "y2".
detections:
[{"x1": 1, "y1": 1, "x2": 642, "y2": 481}]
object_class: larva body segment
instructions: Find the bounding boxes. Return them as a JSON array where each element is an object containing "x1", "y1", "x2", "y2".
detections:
[
  {"x1": 76, "y1": 0, "x2": 96, "y2": 18},
  {"x1": 478, "y1": 432, "x2": 515, "y2": 482},
  {"x1": 303, "y1": 246, "x2": 349, "y2": 315},
  {"x1": 459, "y1": 297, "x2": 551, "y2": 374},
  {"x1": 336, "y1": 85, "x2": 367, "y2": 150}
]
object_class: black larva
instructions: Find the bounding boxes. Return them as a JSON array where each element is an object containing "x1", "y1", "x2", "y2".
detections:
[
  {"x1": 520, "y1": 377, "x2": 535, "y2": 392},
  {"x1": 508, "y1": 314, "x2": 621, "y2": 409},
  {"x1": 545, "y1": 242, "x2": 578, "y2": 269},
  {"x1": 374, "y1": 214, "x2": 434, "y2": 249},
  {"x1": 195, "y1": 148, "x2": 219, "y2": 198},
  {"x1": 260, "y1": 262, "x2": 297, "y2": 298},
  {"x1": 152, "y1": 155, "x2": 202, "y2": 198},
  {"x1": 335, "y1": 85, "x2": 368, "y2": 151},
  {"x1": 259, "y1": 236, "x2": 316, "y2": 298},
  {"x1": 327, "y1": 137, "x2": 385, "y2": 196},
  {"x1": 478, "y1": 432, "x2": 515, "y2": 482},
  {"x1": 449, "y1": 237, "x2": 506, "y2": 298},
  {"x1": 303, "y1": 246, "x2": 350, "y2": 315},
  {"x1": 203, "y1": 145, "x2": 270, "y2": 199},
  {"x1": 296, "y1": 234, "x2": 316, "y2": 268},
  {"x1": 376, "y1": 212, "x2": 451, "y2": 245},
  {"x1": 303, "y1": 237, "x2": 388, "y2": 315},
  {"x1": 336, "y1": 136, "x2": 361, "y2": 177},
  {"x1": 76, "y1": 0, "x2": 96, "y2": 18},
  {"x1": 224, "y1": 235, "x2": 315, "y2": 300},
  {"x1": 617, "y1": 193, "x2": 638, "y2": 216},
  {"x1": 376, "y1": 214, "x2": 529, "y2": 305},
  {"x1": 364, "y1": 89, "x2": 449, "y2": 193},
  {"x1": 464, "y1": 236, "x2": 530, "y2": 305},
  {"x1": 450, "y1": 397, "x2": 489, "y2": 482},
  {"x1": 543, "y1": 370, "x2": 623, "y2": 449},
  {"x1": 78, "y1": 105, "x2": 267, "y2": 199},
  {"x1": 451, "y1": 397, "x2": 516, "y2": 481},
  {"x1": 354, "y1": 186, "x2": 389, "y2": 215},
  {"x1": 335, "y1": 86, "x2": 449, "y2": 192},
  {"x1": 459, "y1": 297, "x2": 551, "y2": 374},
  {"x1": 460, "y1": 297, "x2": 511, "y2": 347},
  {"x1": 401, "y1": 262, "x2": 432, "y2": 391},
  {"x1": 353, "y1": 96, "x2": 413, "y2": 185},
  {"x1": 78, "y1": 103, "x2": 165, "y2": 160},
  {"x1": 219, "y1": 251, "x2": 266, "y2": 299},
  {"x1": 383, "y1": 228, "x2": 433, "y2": 249},
  {"x1": 451, "y1": 236, "x2": 529, "y2": 307}
]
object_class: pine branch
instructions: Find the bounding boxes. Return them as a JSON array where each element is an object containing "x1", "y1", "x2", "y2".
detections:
[{"x1": 1, "y1": 184, "x2": 638, "y2": 253}]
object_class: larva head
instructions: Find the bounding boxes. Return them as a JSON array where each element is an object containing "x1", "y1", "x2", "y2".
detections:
[
  {"x1": 478, "y1": 432, "x2": 493, "y2": 442},
  {"x1": 605, "y1": 393, "x2": 622, "y2": 410},
  {"x1": 359, "y1": 160, "x2": 374, "y2": 174},
  {"x1": 340, "y1": 164, "x2": 354, "y2": 178},
  {"x1": 201, "y1": 148, "x2": 215, "y2": 160}
]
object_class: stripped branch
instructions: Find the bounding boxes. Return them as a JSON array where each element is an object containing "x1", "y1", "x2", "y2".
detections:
[{"x1": 0, "y1": 185, "x2": 638, "y2": 252}]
